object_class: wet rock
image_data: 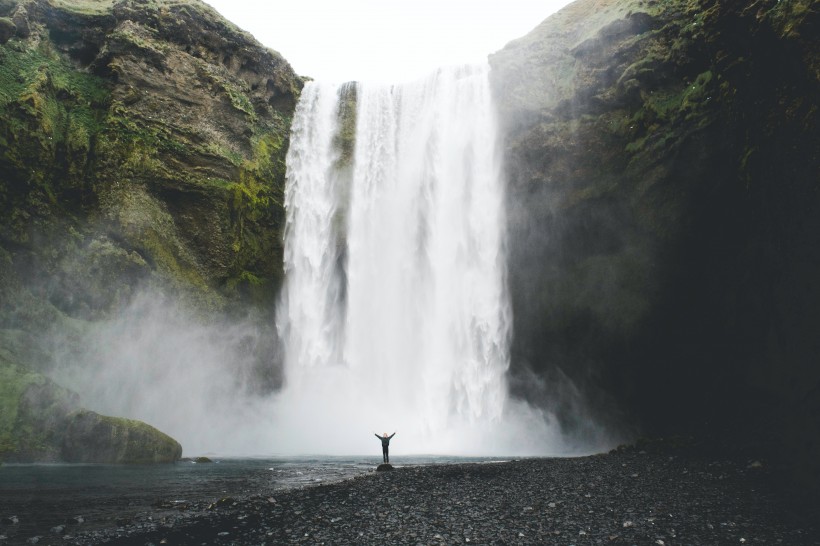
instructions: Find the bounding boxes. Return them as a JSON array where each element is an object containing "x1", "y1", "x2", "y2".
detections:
[
  {"x1": 10, "y1": 4, "x2": 29, "y2": 38},
  {"x1": 0, "y1": 17, "x2": 15, "y2": 44},
  {"x1": 376, "y1": 463, "x2": 394, "y2": 472},
  {"x1": 62, "y1": 410, "x2": 182, "y2": 464},
  {"x1": 0, "y1": 364, "x2": 182, "y2": 465}
]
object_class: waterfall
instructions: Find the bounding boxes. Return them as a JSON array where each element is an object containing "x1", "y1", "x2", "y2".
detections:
[{"x1": 276, "y1": 65, "x2": 562, "y2": 455}]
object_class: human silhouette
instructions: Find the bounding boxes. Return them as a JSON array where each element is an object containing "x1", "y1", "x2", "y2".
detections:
[{"x1": 374, "y1": 431, "x2": 396, "y2": 463}]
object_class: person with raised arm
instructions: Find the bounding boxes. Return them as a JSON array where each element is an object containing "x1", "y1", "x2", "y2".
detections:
[{"x1": 374, "y1": 431, "x2": 396, "y2": 463}]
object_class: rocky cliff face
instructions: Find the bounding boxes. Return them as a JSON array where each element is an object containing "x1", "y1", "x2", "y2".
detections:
[
  {"x1": 0, "y1": 0, "x2": 301, "y2": 316},
  {"x1": 0, "y1": 0, "x2": 301, "y2": 461},
  {"x1": 491, "y1": 0, "x2": 819, "y2": 501}
]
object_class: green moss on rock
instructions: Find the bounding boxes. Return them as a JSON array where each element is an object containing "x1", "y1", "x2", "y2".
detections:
[
  {"x1": 1, "y1": 0, "x2": 303, "y2": 317},
  {"x1": 0, "y1": 359, "x2": 182, "y2": 463},
  {"x1": 62, "y1": 409, "x2": 182, "y2": 464}
]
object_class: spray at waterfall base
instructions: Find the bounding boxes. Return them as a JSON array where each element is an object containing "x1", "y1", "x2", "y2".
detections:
[
  {"x1": 275, "y1": 65, "x2": 602, "y2": 456},
  {"x1": 50, "y1": 66, "x2": 614, "y2": 457}
]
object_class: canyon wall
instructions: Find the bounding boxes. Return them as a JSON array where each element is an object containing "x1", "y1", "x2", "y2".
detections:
[{"x1": 491, "y1": 0, "x2": 819, "y2": 501}]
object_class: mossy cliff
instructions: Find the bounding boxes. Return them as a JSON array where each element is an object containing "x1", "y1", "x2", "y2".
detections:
[
  {"x1": 0, "y1": 0, "x2": 302, "y2": 461},
  {"x1": 0, "y1": 0, "x2": 302, "y2": 316},
  {"x1": 491, "y1": 0, "x2": 819, "y2": 501}
]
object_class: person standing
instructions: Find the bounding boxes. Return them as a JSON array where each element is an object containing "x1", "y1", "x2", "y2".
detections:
[{"x1": 374, "y1": 432, "x2": 396, "y2": 463}]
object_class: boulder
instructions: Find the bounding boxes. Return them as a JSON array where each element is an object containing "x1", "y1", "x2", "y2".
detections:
[
  {"x1": 0, "y1": 360, "x2": 181, "y2": 464},
  {"x1": 0, "y1": 16, "x2": 14, "y2": 43},
  {"x1": 62, "y1": 410, "x2": 182, "y2": 464}
]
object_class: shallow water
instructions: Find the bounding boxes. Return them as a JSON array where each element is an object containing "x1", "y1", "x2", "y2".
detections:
[{"x1": 0, "y1": 456, "x2": 505, "y2": 540}]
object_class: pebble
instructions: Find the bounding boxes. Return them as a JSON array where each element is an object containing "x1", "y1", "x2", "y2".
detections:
[{"x1": 21, "y1": 440, "x2": 820, "y2": 545}]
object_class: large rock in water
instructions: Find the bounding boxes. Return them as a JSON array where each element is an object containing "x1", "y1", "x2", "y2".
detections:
[
  {"x1": 0, "y1": 362, "x2": 181, "y2": 463},
  {"x1": 490, "y1": 0, "x2": 819, "y2": 501},
  {"x1": 62, "y1": 410, "x2": 182, "y2": 464}
]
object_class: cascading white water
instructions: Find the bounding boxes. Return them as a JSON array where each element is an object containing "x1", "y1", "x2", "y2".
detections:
[{"x1": 275, "y1": 65, "x2": 563, "y2": 455}]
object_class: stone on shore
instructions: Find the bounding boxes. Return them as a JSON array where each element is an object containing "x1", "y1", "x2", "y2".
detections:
[
  {"x1": 66, "y1": 438, "x2": 819, "y2": 545},
  {"x1": 376, "y1": 463, "x2": 394, "y2": 471}
]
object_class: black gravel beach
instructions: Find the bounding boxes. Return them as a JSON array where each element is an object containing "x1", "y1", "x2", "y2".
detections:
[{"x1": 3, "y1": 438, "x2": 809, "y2": 546}]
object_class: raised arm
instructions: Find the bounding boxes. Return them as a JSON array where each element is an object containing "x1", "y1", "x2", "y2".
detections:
[
  {"x1": 374, "y1": 433, "x2": 382, "y2": 440},
  {"x1": 388, "y1": 432, "x2": 396, "y2": 439}
]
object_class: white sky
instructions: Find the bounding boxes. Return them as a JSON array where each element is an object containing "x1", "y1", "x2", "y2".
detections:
[{"x1": 203, "y1": 0, "x2": 574, "y2": 83}]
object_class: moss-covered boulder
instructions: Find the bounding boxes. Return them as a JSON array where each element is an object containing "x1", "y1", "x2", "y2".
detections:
[
  {"x1": 0, "y1": 361, "x2": 181, "y2": 463},
  {"x1": 62, "y1": 410, "x2": 182, "y2": 464}
]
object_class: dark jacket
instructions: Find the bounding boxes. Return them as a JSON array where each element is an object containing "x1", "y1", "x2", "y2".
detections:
[{"x1": 376, "y1": 433, "x2": 395, "y2": 447}]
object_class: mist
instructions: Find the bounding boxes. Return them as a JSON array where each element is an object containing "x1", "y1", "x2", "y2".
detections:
[
  {"x1": 41, "y1": 285, "x2": 615, "y2": 457},
  {"x1": 36, "y1": 66, "x2": 621, "y2": 459},
  {"x1": 47, "y1": 291, "x2": 282, "y2": 456}
]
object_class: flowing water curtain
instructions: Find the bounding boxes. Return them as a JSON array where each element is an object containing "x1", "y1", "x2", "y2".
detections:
[
  {"x1": 345, "y1": 66, "x2": 511, "y2": 431},
  {"x1": 278, "y1": 81, "x2": 347, "y2": 386},
  {"x1": 278, "y1": 66, "x2": 515, "y2": 452}
]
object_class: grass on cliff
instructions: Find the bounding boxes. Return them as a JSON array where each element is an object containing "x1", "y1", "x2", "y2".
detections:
[
  {"x1": 48, "y1": 0, "x2": 226, "y2": 18},
  {"x1": 624, "y1": 69, "x2": 715, "y2": 154},
  {"x1": 0, "y1": 43, "x2": 109, "y2": 108},
  {"x1": 48, "y1": 0, "x2": 116, "y2": 16},
  {"x1": 0, "y1": 42, "x2": 110, "y2": 160}
]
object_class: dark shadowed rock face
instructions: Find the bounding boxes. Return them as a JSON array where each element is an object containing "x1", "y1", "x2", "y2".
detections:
[{"x1": 490, "y1": 0, "x2": 819, "y2": 501}]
